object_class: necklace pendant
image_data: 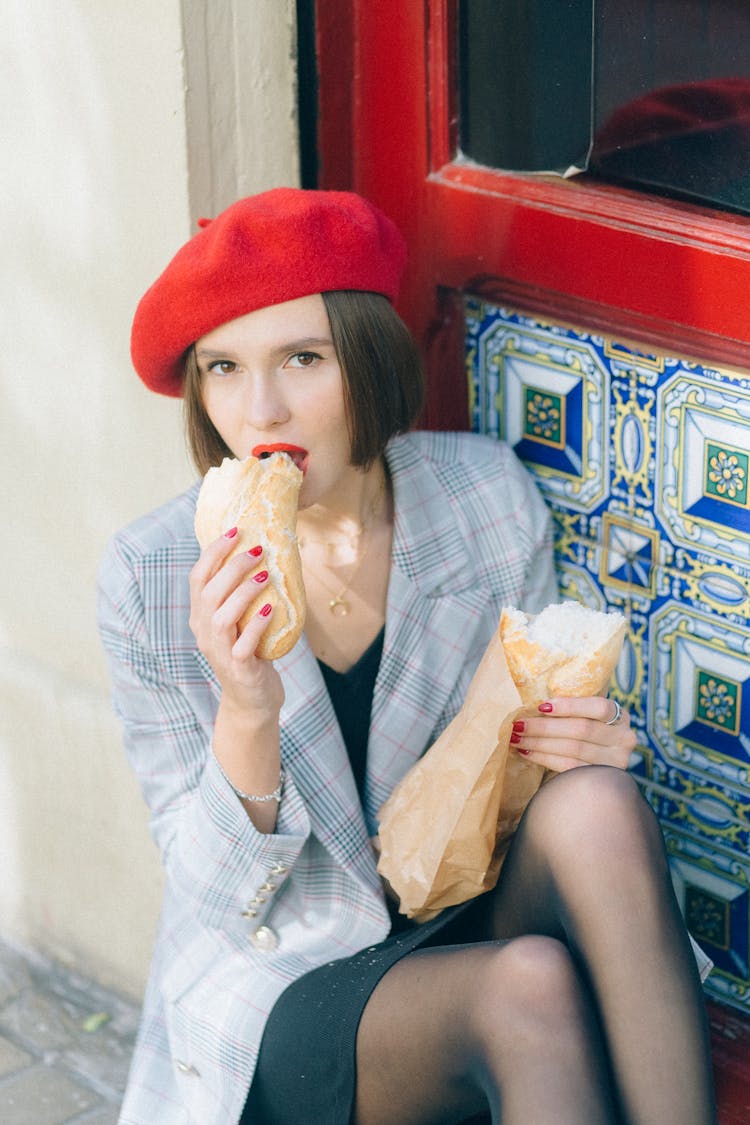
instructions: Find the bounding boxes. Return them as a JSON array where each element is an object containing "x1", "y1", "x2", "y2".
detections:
[{"x1": 329, "y1": 596, "x2": 350, "y2": 617}]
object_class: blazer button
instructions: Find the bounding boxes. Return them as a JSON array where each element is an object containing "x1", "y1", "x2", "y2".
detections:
[{"x1": 249, "y1": 925, "x2": 278, "y2": 952}]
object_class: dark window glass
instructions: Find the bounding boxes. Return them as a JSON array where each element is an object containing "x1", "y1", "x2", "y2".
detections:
[
  {"x1": 459, "y1": 0, "x2": 593, "y2": 174},
  {"x1": 458, "y1": 0, "x2": 750, "y2": 216}
]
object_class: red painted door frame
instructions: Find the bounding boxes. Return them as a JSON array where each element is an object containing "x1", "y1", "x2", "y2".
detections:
[{"x1": 315, "y1": 0, "x2": 750, "y2": 427}]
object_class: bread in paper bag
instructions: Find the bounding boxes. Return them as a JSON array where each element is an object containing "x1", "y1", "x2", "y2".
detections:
[
  {"x1": 500, "y1": 600, "x2": 627, "y2": 704},
  {"x1": 376, "y1": 600, "x2": 626, "y2": 922}
]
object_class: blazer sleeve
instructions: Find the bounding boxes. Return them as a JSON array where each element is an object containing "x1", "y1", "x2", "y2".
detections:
[{"x1": 96, "y1": 535, "x2": 312, "y2": 936}]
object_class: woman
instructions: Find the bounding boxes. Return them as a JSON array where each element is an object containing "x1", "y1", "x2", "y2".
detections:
[{"x1": 98, "y1": 188, "x2": 715, "y2": 1124}]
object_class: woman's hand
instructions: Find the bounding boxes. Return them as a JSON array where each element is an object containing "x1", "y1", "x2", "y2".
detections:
[
  {"x1": 509, "y1": 696, "x2": 637, "y2": 772},
  {"x1": 189, "y1": 530, "x2": 284, "y2": 719},
  {"x1": 190, "y1": 530, "x2": 287, "y2": 831}
]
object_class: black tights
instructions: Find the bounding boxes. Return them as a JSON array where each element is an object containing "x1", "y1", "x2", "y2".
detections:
[{"x1": 354, "y1": 767, "x2": 716, "y2": 1125}]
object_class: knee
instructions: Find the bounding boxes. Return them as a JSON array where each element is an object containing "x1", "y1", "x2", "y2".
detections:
[
  {"x1": 542, "y1": 761, "x2": 641, "y2": 808},
  {"x1": 471, "y1": 936, "x2": 585, "y2": 1046},
  {"x1": 530, "y1": 765, "x2": 661, "y2": 859}
]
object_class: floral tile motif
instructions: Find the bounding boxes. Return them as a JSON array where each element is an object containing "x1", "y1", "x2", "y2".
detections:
[
  {"x1": 705, "y1": 444, "x2": 748, "y2": 508},
  {"x1": 524, "y1": 386, "x2": 564, "y2": 446},
  {"x1": 696, "y1": 670, "x2": 741, "y2": 735},
  {"x1": 464, "y1": 296, "x2": 750, "y2": 1011}
]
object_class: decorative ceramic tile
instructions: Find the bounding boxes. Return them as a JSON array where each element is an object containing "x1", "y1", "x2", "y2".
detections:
[
  {"x1": 667, "y1": 827, "x2": 749, "y2": 1005},
  {"x1": 468, "y1": 312, "x2": 610, "y2": 511},
  {"x1": 600, "y1": 512, "x2": 660, "y2": 594},
  {"x1": 649, "y1": 599, "x2": 749, "y2": 789},
  {"x1": 465, "y1": 296, "x2": 750, "y2": 1012},
  {"x1": 656, "y1": 371, "x2": 750, "y2": 562}
]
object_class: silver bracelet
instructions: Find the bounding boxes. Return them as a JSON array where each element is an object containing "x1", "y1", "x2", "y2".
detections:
[{"x1": 215, "y1": 756, "x2": 285, "y2": 803}]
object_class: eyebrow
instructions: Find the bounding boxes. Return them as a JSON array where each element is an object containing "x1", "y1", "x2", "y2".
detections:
[{"x1": 195, "y1": 336, "x2": 334, "y2": 361}]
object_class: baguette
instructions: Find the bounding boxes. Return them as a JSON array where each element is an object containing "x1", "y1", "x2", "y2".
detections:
[
  {"x1": 499, "y1": 600, "x2": 626, "y2": 704},
  {"x1": 194, "y1": 452, "x2": 305, "y2": 659}
]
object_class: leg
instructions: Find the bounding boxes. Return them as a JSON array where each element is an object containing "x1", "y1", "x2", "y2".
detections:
[
  {"x1": 354, "y1": 935, "x2": 618, "y2": 1125},
  {"x1": 484, "y1": 766, "x2": 716, "y2": 1125}
]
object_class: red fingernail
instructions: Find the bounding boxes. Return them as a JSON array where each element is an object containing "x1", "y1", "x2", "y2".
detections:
[
  {"x1": 248, "y1": 545, "x2": 263, "y2": 557},
  {"x1": 252, "y1": 570, "x2": 269, "y2": 584},
  {"x1": 538, "y1": 702, "x2": 554, "y2": 713},
  {"x1": 517, "y1": 747, "x2": 531, "y2": 756},
  {"x1": 258, "y1": 603, "x2": 272, "y2": 617},
  {"x1": 512, "y1": 720, "x2": 525, "y2": 733},
  {"x1": 224, "y1": 527, "x2": 238, "y2": 539},
  {"x1": 510, "y1": 732, "x2": 522, "y2": 744}
]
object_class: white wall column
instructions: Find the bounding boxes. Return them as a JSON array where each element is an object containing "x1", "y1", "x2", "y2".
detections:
[{"x1": 0, "y1": 0, "x2": 299, "y2": 998}]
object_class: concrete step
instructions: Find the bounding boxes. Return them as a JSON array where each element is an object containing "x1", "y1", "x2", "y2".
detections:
[{"x1": 0, "y1": 941, "x2": 139, "y2": 1124}]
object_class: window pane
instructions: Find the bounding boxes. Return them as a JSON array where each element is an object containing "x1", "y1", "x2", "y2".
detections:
[
  {"x1": 458, "y1": 0, "x2": 750, "y2": 215},
  {"x1": 458, "y1": 0, "x2": 592, "y2": 173},
  {"x1": 590, "y1": 1, "x2": 750, "y2": 215}
]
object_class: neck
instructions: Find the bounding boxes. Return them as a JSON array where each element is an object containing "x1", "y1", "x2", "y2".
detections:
[
  {"x1": 297, "y1": 459, "x2": 390, "y2": 545},
  {"x1": 297, "y1": 457, "x2": 393, "y2": 632}
]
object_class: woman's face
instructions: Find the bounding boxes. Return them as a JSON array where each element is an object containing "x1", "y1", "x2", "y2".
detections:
[{"x1": 196, "y1": 294, "x2": 352, "y2": 507}]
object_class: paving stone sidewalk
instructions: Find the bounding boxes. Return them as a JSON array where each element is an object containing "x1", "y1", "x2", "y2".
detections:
[{"x1": 0, "y1": 940, "x2": 140, "y2": 1124}]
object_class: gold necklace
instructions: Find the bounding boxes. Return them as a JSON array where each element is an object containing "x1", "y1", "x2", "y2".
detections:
[
  {"x1": 297, "y1": 528, "x2": 364, "y2": 553},
  {"x1": 298, "y1": 470, "x2": 387, "y2": 616},
  {"x1": 304, "y1": 538, "x2": 371, "y2": 617}
]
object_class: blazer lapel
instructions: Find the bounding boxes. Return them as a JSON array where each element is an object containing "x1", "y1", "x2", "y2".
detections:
[
  {"x1": 276, "y1": 638, "x2": 382, "y2": 893},
  {"x1": 363, "y1": 441, "x2": 488, "y2": 829}
]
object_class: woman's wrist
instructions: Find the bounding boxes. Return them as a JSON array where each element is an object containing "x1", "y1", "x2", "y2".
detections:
[
  {"x1": 212, "y1": 698, "x2": 283, "y2": 829},
  {"x1": 213, "y1": 754, "x2": 285, "y2": 803},
  {"x1": 215, "y1": 693, "x2": 281, "y2": 741}
]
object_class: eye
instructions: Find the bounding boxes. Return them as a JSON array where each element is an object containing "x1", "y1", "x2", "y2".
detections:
[
  {"x1": 207, "y1": 359, "x2": 237, "y2": 376},
  {"x1": 287, "y1": 351, "x2": 322, "y2": 368}
]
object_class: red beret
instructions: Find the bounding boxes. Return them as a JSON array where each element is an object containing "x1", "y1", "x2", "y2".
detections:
[{"x1": 131, "y1": 188, "x2": 408, "y2": 396}]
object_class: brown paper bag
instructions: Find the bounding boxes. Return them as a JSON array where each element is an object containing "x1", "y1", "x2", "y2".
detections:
[
  {"x1": 376, "y1": 631, "x2": 543, "y2": 921},
  {"x1": 377, "y1": 604, "x2": 626, "y2": 922}
]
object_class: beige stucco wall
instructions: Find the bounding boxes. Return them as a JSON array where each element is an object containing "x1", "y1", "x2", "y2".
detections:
[{"x1": 1, "y1": 0, "x2": 299, "y2": 999}]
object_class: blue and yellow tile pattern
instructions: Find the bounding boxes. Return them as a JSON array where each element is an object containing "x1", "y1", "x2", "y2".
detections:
[{"x1": 465, "y1": 298, "x2": 750, "y2": 1012}]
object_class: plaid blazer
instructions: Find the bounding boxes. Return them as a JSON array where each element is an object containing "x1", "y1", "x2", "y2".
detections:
[{"x1": 98, "y1": 431, "x2": 558, "y2": 1125}]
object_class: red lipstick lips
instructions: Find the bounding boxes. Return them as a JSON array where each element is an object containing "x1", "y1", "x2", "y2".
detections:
[{"x1": 251, "y1": 443, "x2": 309, "y2": 473}]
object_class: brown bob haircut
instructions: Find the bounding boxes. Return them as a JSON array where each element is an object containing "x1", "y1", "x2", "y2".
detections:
[{"x1": 183, "y1": 290, "x2": 425, "y2": 477}]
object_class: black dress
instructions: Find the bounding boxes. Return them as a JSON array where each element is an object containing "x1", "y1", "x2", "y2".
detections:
[{"x1": 242, "y1": 630, "x2": 477, "y2": 1124}]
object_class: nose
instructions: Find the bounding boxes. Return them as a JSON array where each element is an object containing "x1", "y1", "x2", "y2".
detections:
[{"x1": 243, "y1": 372, "x2": 291, "y2": 431}]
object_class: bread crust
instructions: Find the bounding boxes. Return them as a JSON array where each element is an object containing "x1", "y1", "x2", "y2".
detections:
[
  {"x1": 194, "y1": 453, "x2": 305, "y2": 659},
  {"x1": 499, "y1": 602, "x2": 626, "y2": 703}
]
